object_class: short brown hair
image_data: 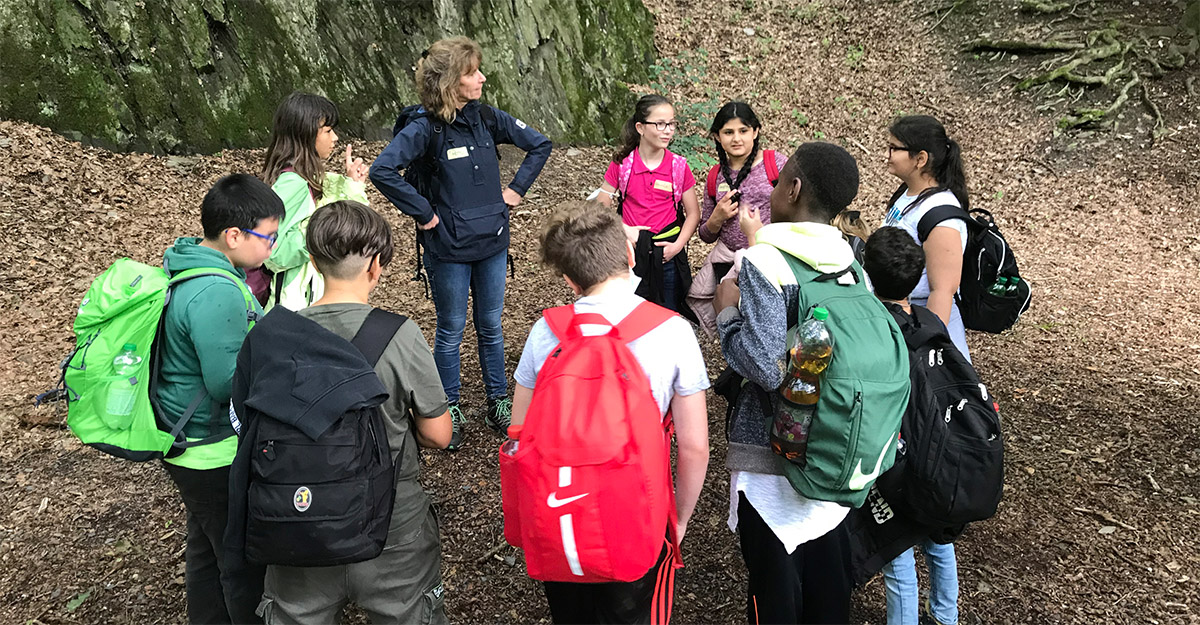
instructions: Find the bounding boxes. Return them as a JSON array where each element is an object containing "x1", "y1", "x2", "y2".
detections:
[
  {"x1": 306, "y1": 201, "x2": 394, "y2": 280},
  {"x1": 539, "y1": 201, "x2": 629, "y2": 292},
  {"x1": 417, "y1": 37, "x2": 483, "y2": 123}
]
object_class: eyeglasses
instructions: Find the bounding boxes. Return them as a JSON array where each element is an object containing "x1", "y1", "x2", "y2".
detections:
[
  {"x1": 230, "y1": 227, "x2": 278, "y2": 247},
  {"x1": 640, "y1": 120, "x2": 678, "y2": 132},
  {"x1": 887, "y1": 145, "x2": 914, "y2": 156}
]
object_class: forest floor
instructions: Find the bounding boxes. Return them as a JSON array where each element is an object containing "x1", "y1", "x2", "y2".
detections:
[{"x1": 2, "y1": 0, "x2": 1199, "y2": 623}]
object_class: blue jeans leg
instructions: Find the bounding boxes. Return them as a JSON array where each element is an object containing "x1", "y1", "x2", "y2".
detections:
[
  {"x1": 425, "y1": 252, "x2": 471, "y2": 404},
  {"x1": 882, "y1": 548, "x2": 918, "y2": 625},
  {"x1": 923, "y1": 539, "x2": 959, "y2": 625},
  {"x1": 470, "y1": 250, "x2": 508, "y2": 400}
]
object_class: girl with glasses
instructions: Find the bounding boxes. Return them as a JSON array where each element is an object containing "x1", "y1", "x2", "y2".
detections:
[
  {"x1": 258, "y1": 92, "x2": 371, "y2": 311},
  {"x1": 595, "y1": 94, "x2": 701, "y2": 321},
  {"x1": 880, "y1": 113, "x2": 970, "y2": 625}
]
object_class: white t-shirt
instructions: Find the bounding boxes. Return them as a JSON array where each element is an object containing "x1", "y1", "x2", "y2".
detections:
[
  {"x1": 883, "y1": 189, "x2": 967, "y2": 301},
  {"x1": 514, "y1": 285, "x2": 710, "y2": 415}
]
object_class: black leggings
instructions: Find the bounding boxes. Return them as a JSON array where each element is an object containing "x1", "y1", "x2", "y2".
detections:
[{"x1": 737, "y1": 492, "x2": 852, "y2": 624}]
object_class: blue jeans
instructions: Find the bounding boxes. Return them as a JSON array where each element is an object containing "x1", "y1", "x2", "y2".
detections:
[
  {"x1": 882, "y1": 540, "x2": 958, "y2": 625},
  {"x1": 424, "y1": 249, "x2": 508, "y2": 404}
]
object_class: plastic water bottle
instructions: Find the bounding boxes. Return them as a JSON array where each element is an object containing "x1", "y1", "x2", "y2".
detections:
[
  {"x1": 987, "y1": 277, "x2": 1008, "y2": 297},
  {"x1": 501, "y1": 424, "x2": 522, "y2": 456},
  {"x1": 771, "y1": 307, "x2": 833, "y2": 464},
  {"x1": 104, "y1": 343, "x2": 141, "y2": 428},
  {"x1": 1005, "y1": 276, "x2": 1020, "y2": 297}
]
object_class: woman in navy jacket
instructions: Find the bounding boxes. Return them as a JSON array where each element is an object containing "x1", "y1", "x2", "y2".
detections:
[{"x1": 370, "y1": 36, "x2": 551, "y2": 450}]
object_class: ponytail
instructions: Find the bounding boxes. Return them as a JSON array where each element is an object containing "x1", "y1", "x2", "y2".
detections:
[
  {"x1": 613, "y1": 94, "x2": 672, "y2": 163},
  {"x1": 832, "y1": 210, "x2": 871, "y2": 242},
  {"x1": 940, "y1": 137, "x2": 969, "y2": 211}
]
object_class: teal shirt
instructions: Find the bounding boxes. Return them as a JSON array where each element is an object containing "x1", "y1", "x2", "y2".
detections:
[{"x1": 157, "y1": 237, "x2": 262, "y2": 469}]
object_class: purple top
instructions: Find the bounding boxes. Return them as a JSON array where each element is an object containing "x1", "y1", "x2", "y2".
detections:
[{"x1": 698, "y1": 154, "x2": 786, "y2": 251}]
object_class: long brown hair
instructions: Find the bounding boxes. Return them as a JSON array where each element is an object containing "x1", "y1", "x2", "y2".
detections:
[
  {"x1": 260, "y1": 92, "x2": 339, "y2": 198},
  {"x1": 417, "y1": 37, "x2": 483, "y2": 123}
]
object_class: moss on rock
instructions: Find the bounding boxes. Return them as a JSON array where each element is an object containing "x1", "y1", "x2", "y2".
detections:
[{"x1": 0, "y1": 0, "x2": 655, "y2": 153}]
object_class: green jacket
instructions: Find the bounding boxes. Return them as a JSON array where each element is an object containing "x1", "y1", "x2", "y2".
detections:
[
  {"x1": 158, "y1": 238, "x2": 262, "y2": 469},
  {"x1": 265, "y1": 172, "x2": 368, "y2": 311}
]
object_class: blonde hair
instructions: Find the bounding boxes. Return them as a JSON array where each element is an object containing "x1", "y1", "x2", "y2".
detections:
[
  {"x1": 416, "y1": 37, "x2": 483, "y2": 123},
  {"x1": 832, "y1": 210, "x2": 871, "y2": 242}
]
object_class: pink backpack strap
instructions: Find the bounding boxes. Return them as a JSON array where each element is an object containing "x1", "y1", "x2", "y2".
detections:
[
  {"x1": 763, "y1": 150, "x2": 780, "y2": 186},
  {"x1": 617, "y1": 152, "x2": 636, "y2": 199},
  {"x1": 669, "y1": 153, "x2": 687, "y2": 206},
  {"x1": 705, "y1": 164, "x2": 720, "y2": 200}
]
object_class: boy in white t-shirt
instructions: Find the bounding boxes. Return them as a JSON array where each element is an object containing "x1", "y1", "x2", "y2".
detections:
[{"x1": 511, "y1": 200, "x2": 710, "y2": 624}]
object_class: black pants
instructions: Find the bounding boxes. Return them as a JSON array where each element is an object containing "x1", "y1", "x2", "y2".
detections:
[
  {"x1": 164, "y1": 463, "x2": 262, "y2": 624},
  {"x1": 542, "y1": 540, "x2": 676, "y2": 625},
  {"x1": 737, "y1": 492, "x2": 852, "y2": 624}
]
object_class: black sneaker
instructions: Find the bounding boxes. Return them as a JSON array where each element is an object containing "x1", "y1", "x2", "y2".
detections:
[
  {"x1": 919, "y1": 597, "x2": 951, "y2": 625},
  {"x1": 446, "y1": 403, "x2": 465, "y2": 451},
  {"x1": 485, "y1": 397, "x2": 512, "y2": 434}
]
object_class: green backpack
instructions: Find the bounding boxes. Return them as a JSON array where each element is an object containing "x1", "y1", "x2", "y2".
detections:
[
  {"x1": 775, "y1": 252, "x2": 910, "y2": 508},
  {"x1": 41, "y1": 258, "x2": 257, "y2": 461}
]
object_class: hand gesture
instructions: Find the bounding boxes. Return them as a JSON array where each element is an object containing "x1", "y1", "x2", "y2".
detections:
[
  {"x1": 344, "y1": 145, "x2": 369, "y2": 183},
  {"x1": 738, "y1": 202, "x2": 764, "y2": 245},
  {"x1": 714, "y1": 191, "x2": 740, "y2": 222}
]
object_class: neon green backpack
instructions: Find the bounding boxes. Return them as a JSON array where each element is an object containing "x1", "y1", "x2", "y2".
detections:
[{"x1": 40, "y1": 258, "x2": 257, "y2": 461}]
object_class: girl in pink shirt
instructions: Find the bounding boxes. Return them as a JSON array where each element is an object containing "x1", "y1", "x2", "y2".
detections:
[{"x1": 595, "y1": 94, "x2": 700, "y2": 321}]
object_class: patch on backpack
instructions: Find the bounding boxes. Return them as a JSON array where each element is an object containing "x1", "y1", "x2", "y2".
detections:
[
  {"x1": 293, "y1": 486, "x2": 312, "y2": 512},
  {"x1": 516, "y1": 119, "x2": 527, "y2": 129}
]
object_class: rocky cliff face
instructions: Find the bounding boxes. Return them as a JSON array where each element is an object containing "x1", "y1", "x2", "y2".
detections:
[{"x1": 0, "y1": 0, "x2": 654, "y2": 153}]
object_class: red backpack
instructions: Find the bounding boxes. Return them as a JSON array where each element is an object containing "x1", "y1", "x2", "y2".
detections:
[
  {"x1": 500, "y1": 301, "x2": 682, "y2": 582},
  {"x1": 705, "y1": 149, "x2": 781, "y2": 200}
]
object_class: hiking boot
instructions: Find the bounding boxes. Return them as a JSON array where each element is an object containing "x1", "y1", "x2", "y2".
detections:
[
  {"x1": 485, "y1": 396, "x2": 512, "y2": 434},
  {"x1": 446, "y1": 403, "x2": 466, "y2": 451}
]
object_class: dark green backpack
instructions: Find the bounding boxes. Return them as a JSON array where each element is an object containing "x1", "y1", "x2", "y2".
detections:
[{"x1": 775, "y1": 252, "x2": 910, "y2": 508}]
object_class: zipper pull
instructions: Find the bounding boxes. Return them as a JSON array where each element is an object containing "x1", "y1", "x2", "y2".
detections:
[{"x1": 262, "y1": 440, "x2": 276, "y2": 461}]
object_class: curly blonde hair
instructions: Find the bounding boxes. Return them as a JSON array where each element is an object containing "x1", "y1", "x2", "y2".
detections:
[{"x1": 416, "y1": 37, "x2": 483, "y2": 123}]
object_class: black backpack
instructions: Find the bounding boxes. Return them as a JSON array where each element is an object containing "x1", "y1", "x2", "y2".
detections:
[
  {"x1": 917, "y1": 204, "x2": 1031, "y2": 333},
  {"x1": 392, "y1": 104, "x2": 502, "y2": 296},
  {"x1": 881, "y1": 303, "x2": 1004, "y2": 529},
  {"x1": 241, "y1": 309, "x2": 407, "y2": 567}
]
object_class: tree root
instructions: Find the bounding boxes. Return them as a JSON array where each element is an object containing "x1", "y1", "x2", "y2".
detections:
[
  {"x1": 1017, "y1": 39, "x2": 1125, "y2": 90},
  {"x1": 1056, "y1": 71, "x2": 1140, "y2": 130},
  {"x1": 1021, "y1": 0, "x2": 1070, "y2": 13},
  {"x1": 966, "y1": 39, "x2": 1085, "y2": 53},
  {"x1": 1140, "y1": 82, "x2": 1167, "y2": 140}
]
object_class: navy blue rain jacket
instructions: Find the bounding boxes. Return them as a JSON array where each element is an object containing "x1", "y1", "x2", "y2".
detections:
[{"x1": 369, "y1": 100, "x2": 552, "y2": 263}]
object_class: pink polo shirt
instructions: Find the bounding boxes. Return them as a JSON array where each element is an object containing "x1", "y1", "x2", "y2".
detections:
[{"x1": 604, "y1": 149, "x2": 696, "y2": 233}]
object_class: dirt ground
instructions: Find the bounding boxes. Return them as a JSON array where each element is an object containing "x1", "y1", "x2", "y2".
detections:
[{"x1": 2, "y1": 0, "x2": 1199, "y2": 623}]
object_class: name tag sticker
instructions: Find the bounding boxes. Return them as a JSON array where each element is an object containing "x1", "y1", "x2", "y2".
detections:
[
  {"x1": 516, "y1": 119, "x2": 527, "y2": 129},
  {"x1": 717, "y1": 182, "x2": 731, "y2": 193},
  {"x1": 446, "y1": 146, "x2": 469, "y2": 160},
  {"x1": 653, "y1": 179, "x2": 674, "y2": 192}
]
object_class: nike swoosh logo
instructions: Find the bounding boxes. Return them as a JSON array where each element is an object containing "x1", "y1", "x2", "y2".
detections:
[
  {"x1": 848, "y1": 440, "x2": 893, "y2": 491},
  {"x1": 547, "y1": 492, "x2": 589, "y2": 508}
]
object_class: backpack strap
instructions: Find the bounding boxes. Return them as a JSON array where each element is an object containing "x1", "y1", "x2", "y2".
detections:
[
  {"x1": 615, "y1": 152, "x2": 636, "y2": 214},
  {"x1": 350, "y1": 308, "x2": 409, "y2": 367},
  {"x1": 613, "y1": 301, "x2": 677, "y2": 344},
  {"x1": 763, "y1": 149, "x2": 780, "y2": 186},
  {"x1": 706, "y1": 163, "x2": 721, "y2": 200},
  {"x1": 916, "y1": 204, "x2": 973, "y2": 243},
  {"x1": 669, "y1": 153, "x2": 687, "y2": 207}
]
